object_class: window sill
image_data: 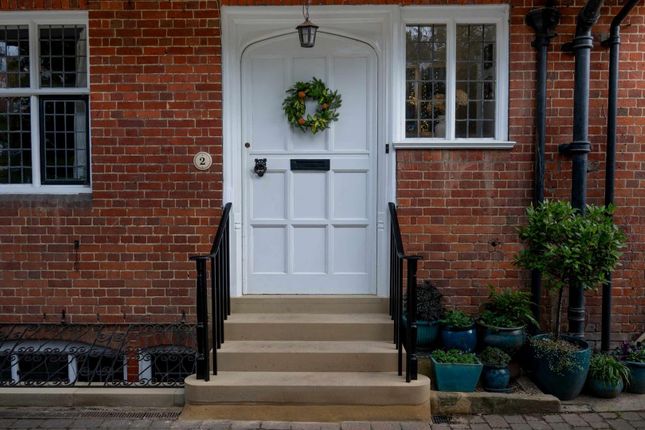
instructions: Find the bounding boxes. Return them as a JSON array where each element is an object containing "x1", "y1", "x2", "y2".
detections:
[
  {"x1": 393, "y1": 140, "x2": 516, "y2": 150},
  {"x1": 0, "y1": 185, "x2": 92, "y2": 195}
]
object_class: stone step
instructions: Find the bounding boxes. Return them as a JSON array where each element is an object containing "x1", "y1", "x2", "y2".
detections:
[
  {"x1": 225, "y1": 313, "x2": 392, "y2": 341},
  {"x1": 217, "y1": 340, "x2": 398, "y2": 372},
  {"x1": 230, "y1": 295, "x2": 389, "y2": 314},
  {"x1": 183, "y1": 371, "x2": 431, "y2": 421}
]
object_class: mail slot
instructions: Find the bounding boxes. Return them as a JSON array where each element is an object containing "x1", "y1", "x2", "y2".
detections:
[{"x1": 290, "y1": 159, "x2": 330, "y2": 171}]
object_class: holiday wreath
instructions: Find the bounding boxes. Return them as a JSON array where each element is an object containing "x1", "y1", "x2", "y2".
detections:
[{"x1": 282, "y1": 77, "x2": 342, "y2": 134}]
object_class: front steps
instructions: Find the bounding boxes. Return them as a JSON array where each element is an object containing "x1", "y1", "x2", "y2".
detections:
[{"x1": 183, "y1": 296, "x2": 431, "y2": 421}]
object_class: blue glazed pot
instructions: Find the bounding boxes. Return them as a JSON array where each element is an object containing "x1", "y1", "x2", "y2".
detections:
[
  {"x1": 625, "y1": 361, "x2": 645, "y2": 394},
  {"x1": 402, "y1": 316, "x2": 440, "y2": 349},
  {"x1": 482, "y1": 365, "x2": 511, "y2": 392},
  {"x1": 529, "y1": 334, "x2": 591, "y2": 401},
  {"x1": 477, "y1": 321, "x2": 526, "y2": 355},
  {"x1": 588, "y1": 377, "x2": 624, "y2": 399},
  {"x1": 431, "y1": 356, "x2": 483, "y2": 392},
  {"x1": 441, "y1": 324, "x2": 477, "y2": 353}
]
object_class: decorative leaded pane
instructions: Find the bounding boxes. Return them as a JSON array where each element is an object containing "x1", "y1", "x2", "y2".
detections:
[
  {"x1": 455, "y1": 24, "x2": 496, "y2": 138},
  {"x1": 40, "y1": 97, "x2": 88, "y2": 184},
  {"x1": 0, "y1": 26, "x2": 30, "y2": 88},
  {"x1": 0, "y1": 97, "x2": 31, "y2": 184},
  {"x1": 39, "y1": 25, "x2": 87, "y2": 88},
  {"x1": 405, "y1": 24, "x2": 447, "y2": 138}
]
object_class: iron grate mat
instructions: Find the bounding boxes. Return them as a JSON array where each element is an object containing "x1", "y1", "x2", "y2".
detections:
[
  {"x1": 0, "y1": 407, "x2": 182, "y2": 420},
  {"x1": 431, "y1": 415, "x2": 453, "y2": 424}
]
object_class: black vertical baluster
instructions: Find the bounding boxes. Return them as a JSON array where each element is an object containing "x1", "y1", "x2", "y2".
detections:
[
  {"x1": 406, "y1": 257, "x2": 419, "y2": 382},
  {"x1": 211, "y1": 255, "x2": 220, "y2": 353},
  {"x1": 216, "y1": 249, "x2": 224, "y2": 346},
  {"x1": 192, "y1": 256, "x2": 210, "y2": 381},
  {"x1": 224, "y1": 220, "x2": 231, "y2": 318},
  {"x1": 397, "y1": 256, "x2": 403, "y2": 377}
]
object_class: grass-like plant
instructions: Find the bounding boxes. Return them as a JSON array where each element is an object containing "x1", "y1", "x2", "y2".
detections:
[
  {"x1": 479, "y1": 286, "x2": 538, "y2": 328},
  {"x1": 431, "y1": 349, "x2": 479, "y2": 365},
  {"x1": 440, "y1": 309, "x2": 474, "y2": 330},
  {"x1": 589, "y1": 354, "x2": 630, "y2": 385}
]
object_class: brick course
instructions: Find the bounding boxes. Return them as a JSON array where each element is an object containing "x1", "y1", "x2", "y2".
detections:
[{"x1": 0, "y1": 0, "x2": 643, "y2": 343}]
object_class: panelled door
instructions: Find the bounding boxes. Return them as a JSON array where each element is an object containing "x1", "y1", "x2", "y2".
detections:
[{"x1": 242, "y1": 33, "x2": 378, "y2": 294}]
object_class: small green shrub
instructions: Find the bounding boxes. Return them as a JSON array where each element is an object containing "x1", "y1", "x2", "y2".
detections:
[
  {"x1": 589, "y1": 354, "x2": 630, "y2": 385},
  {"x1": 479, "y1": 287, "x2": 538, "y2": 328},
  {"x1": 414, "y1": 280, "x2": 445, "y2": 322},
  {"x1": 441, "y1": 310, "x2": 473, "y2": 330},
  {"x1": 530, "y1": 336, "x2": 583, "y2": 375},
  {"x1": 612, "y1": 341, "x2": 645, "y2": 363},
  {"x1": 431, "y1": 349, "x2": 479, "y2": 365},
  {"x1": 480, "y1": 347, "x2": 511, "y2": 367}
]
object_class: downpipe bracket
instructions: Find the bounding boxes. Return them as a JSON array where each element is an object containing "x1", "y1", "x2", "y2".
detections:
[{"x1": 559, "y1": 141, "x2": 591, "y2": 154}]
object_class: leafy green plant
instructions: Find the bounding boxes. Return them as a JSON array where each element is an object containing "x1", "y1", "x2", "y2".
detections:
[
  {"x1": 516, "y1": 201, "x2": 626, "y2": 339},
  {"x1": 480, "y1": 347, "x2": 511, "y2": 367},
  {"x1": 530, "y1": 336, "x2": 584, "y2": 375},
  {"x1": 479, "y1": 286, "x2": 538, "y2": 328},
  {"x1": 441, "y1": 310, "x2": 474, "y2": 330},
  {"x1": 407, "y1": 280, "x2": 445, "y2": 321},
  {"x1": 431, "y1": 349, "x2": 479, "y2": 365},
  {"x1": 589, "y1": 354, "x2": 630, "y2": 385},
  {"x1": 612, "y1": 341, "x2": 645, "y2": 363}
]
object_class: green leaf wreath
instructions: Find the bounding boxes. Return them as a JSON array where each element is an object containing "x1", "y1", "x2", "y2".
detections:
[{"x1": 282, "y1": 77, "x2": 342, "y2": 134}]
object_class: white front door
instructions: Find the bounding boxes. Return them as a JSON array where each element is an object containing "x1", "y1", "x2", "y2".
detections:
[{"x1": 242, "y1": 33, "x2": 378, "y2": 294}]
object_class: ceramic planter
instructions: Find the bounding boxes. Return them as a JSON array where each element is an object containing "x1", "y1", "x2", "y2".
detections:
[
  {"x1": 431, "y1": 356, "x2": 483, "y2": 392},
  {"x1": 441, "y1": 324, "x2": 477, "y2": 352},
  {"x1": 402, "y1": 316, "x2": 440, "y2": 349},
  {"x1": 625, "y1": 361, "x2": 645, "y2": 394},
  {"x1": 529, "y1": 334, "x2": 591, "y2": 401},
  {"x1": 587, "y1": 377, "x2": 624, "y2": 398},
  {"x1": 477, "y1": 321, "x2": 526, "y2": 355},
  {"x1": 482, "y1": 365, "x2": 511, "y2": 392}
]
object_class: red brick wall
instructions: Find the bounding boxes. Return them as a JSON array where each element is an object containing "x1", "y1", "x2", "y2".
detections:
[{"x1": 0, "y1": 0, "x2": 643, "y2": 344}]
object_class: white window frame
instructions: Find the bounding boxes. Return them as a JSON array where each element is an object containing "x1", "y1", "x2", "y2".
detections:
[
  {"x1": 395, "y1": 5, "x2": 512, "y2": 149},
  {"x1": 0, "y1": 11, "x2": 90, "y2": 194}
]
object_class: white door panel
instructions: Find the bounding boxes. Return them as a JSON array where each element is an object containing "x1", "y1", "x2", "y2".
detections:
[{"x1": 242, "y1": 33, "x2": 377, "y2": 294}]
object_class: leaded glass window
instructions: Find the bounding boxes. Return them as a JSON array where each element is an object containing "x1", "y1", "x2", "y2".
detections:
[
  {"x1": 0, "y1": 26, "x2": 30, "y2": 89},
  {"x1": 0, "y1": 97, "x2": 31, "y2": 184},
  {"x1": 40, "y1": 25, "x2": 87, "y2": 88}
]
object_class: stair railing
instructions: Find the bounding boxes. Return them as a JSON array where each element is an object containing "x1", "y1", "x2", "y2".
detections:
[
  {"x1": 190, "y1": 202, "x2": 232, "y2": 381},
  {"x1": 388, "y1": 202, "x2": 421, "y2": 382}
]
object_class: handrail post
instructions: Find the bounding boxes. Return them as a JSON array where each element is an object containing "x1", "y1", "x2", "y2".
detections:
[
  {"x1": 191, "y1": 256, "x2": 210, "y2": 381},
  {"x1": 405, "y1": 256, "x2": 420, "y2": 382}
]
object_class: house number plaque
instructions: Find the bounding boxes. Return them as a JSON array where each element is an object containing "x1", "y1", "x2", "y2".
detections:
[{"x1": 193, "y1": 152, "x2": 212, "y2": 171}]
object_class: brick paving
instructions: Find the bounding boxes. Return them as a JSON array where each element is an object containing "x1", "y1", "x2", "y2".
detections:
[{"x1": 0, "y1": 410, "x2": 644, "y2": 430}]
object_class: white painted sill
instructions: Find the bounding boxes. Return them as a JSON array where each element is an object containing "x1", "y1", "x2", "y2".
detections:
[
  {"x1": 393, "y1": 140, "x2": 516, "y2": 150},
  {"x1": 0, "y1": 185, "x2": 92, "y2": 195}
]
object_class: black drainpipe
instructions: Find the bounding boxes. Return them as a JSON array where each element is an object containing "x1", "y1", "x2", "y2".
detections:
[
  {"x1": 559, "y1": 0, "x2": 604, "y2": 338},
  {"x1": 600, "y1": 0, "x2": 641, "y2": 351},
  {"x1": 525, "y1": 4, "x2": 560, "y2": 327}
]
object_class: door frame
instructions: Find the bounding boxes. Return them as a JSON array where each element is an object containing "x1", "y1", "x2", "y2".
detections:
[{"x1": 222, "y1": 6, "x2": 398, "y2": 297}]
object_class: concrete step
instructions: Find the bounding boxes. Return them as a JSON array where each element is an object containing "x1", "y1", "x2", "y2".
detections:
[
  {"x1": 217, "y1": 340, "x2": 398, "y2": 372},
  {"x1": 231, "y1": 295, "x2": 389, "y2": 314},
  {"x1": 183, "y1": 371, "x2": 431, "y2": 421},
  {"x1": 225, "y1": 313, "x2": 392, "y2": 341}
]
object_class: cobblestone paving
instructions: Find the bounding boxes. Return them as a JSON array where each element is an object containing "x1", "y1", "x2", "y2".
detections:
[{"x1": 0, "y1": 409, "x2": 644, "y2": 430}]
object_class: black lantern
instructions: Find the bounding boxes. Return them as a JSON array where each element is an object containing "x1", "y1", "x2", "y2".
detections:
[{"x1": 297, "y1": 1, "x2": 318, "y2": 48}]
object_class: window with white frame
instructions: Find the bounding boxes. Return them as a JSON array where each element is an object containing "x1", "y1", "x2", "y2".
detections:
[
  {"x1": 398, "y1": 6, "x2": 510, "y2": 148},
  {"x1": 0, "y1": 13, "x2": 89, "y2": 193}
]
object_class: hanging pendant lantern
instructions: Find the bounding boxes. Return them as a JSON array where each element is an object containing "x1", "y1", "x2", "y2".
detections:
[{"x1": 297, "y1": 1, "x2": 318, "y2": 48}]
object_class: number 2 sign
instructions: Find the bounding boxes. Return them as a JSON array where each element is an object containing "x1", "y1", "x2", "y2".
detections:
[{"x1": 193, "y1": 152, "x2": 213, "y2": 171}]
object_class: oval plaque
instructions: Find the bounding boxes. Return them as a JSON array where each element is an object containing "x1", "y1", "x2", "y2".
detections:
[{"x1": 193, "y1": 152, "x2": 212, "y2": 171}]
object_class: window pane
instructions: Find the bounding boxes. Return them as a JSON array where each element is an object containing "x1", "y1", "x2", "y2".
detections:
[
  {"x1": 455, "y1": 24, "x2": 496, "y2": 138},
  {"x1": 41, "y1": 98, "x2": 88, "y2": 184},
  {"x1": 39, "y1": 25, "x2": 87, "y2": 88},
  {"x1": 405, "y1": 24, "x2": 447, "y2": 138},
  {"x1": 0, "y1": 97, "x2": 31, "y2": 184},
  {"x1": 0, "y1": 26, "x2": 30, "y2": 89}
]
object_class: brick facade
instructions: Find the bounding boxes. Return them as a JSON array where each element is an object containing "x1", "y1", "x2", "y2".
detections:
[{"x1": 0, "y1": 1, "x2": 643, "y2": 344}]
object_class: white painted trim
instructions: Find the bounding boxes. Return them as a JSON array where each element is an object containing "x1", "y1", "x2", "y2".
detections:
[
  {"x1": 397, "y1": 4, "x2": 511, "y2": 149},
  {"x1": 222, "y1": 5, "x2": 397, "y2": 297},
  {"x1": 0, "y1": 12, "x2": 91, "y2": 194}
]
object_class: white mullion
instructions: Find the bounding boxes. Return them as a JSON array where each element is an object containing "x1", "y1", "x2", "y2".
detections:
[
  {"x1": 445, "y1": 19, "x2": 456, "y2": 141},
  {"x1": 29, "y1": 22, "x2": 41, "y2": 187}
]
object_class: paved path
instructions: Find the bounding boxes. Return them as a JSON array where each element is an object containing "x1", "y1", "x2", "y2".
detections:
[{"x1": 0, "y1": 408, "x2": 644, "y2": 430}]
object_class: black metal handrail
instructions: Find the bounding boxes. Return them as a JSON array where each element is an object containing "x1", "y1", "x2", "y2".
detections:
[
  {"x1": 190, "y1": 202, "x2": 232, "y2": 381},
  {"x1": 388, "y1": 202, "x2": 420, "y2": 382}
]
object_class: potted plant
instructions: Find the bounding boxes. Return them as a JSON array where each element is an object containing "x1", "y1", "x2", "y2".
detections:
[
  {"x1": 613, "y1": 342, "x2": 645, "y2": 394},
  {"x1": 480, "y1": 346, "x2": 512, "y2": 392},
  {"x1": 431, "y1": 349, "x2": 482, "y2": 392},
  {"x1": 516, "y1": 201, "x2": 626, "y2": 400},
  {"x1": 440, "y1": 310, "x2": 476, "y2": 352},
  {"x1": 587, "y1": 353, "x2": 630, "y2": 398},
  {"x1": 478, "y1": 287, "x2": 538, "y2": 355},
  {"x1": 403, "y1": 280, "x2": 445, "y2": 349}
]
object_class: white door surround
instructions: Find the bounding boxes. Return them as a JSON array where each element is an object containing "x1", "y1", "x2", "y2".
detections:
[{"x1": 222, "y1": 6, "x2": 399, "y2": 297}]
